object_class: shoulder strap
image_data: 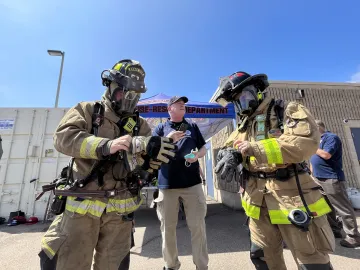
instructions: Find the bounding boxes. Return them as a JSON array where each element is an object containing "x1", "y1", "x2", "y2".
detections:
[
  {"x1": 133, "y1": 111, "x2": 140, "y2": 136},
  {"x1": 274, "y1": 99, "x2": 285, "y2": 132},
  {"x1": 91, "y1": 101, "x2": 105, "y2": 136}
]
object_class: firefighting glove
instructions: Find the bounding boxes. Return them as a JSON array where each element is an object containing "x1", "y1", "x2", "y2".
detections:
[
  {"x1": 124, "y1": 152, "x2": 163, "y2": 173},
  {"x1": 140, "y1": 154, "x2": 162, "y2": 173},
  {"x1": 214, "y1": 148, "x2": 243, "y2": 182},
  {"x1": 131, "y1": 136, "x2": 176, "y2": 163}
]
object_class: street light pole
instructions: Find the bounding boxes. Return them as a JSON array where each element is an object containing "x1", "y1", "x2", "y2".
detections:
[{"x1": 47, "y1": 50, "x2": 65, "y2": 108}]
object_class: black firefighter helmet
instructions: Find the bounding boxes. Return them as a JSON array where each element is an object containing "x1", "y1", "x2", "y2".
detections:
[{"x1": 101, "y1": 59, "x2": 147, "y2": 113}]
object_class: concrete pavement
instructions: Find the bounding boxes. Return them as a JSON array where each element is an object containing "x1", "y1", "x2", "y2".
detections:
[{"x1": 0, "y1": 199, "x2": 359, "y2": 269}]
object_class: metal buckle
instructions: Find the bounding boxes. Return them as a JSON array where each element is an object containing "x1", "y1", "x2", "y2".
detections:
[{"x1": 105, "y1": 190, "x2": 116, "y2": 197}]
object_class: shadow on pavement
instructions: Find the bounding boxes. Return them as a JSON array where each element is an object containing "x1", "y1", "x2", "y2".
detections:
[
  {"x1": 135, "y1": 201, "x2": 250, "y2": 259},
  {"x1": 135, "y1": 202, "x2": 360, "y2": 261}
]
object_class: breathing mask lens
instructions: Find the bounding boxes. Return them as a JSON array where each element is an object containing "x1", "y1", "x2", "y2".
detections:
[
  {"x1": 238, "y1": 90, "x2": 256, "y2": 111},
  {"x1": 123, "y1": 91, "x2": 141, "y2": 113},
  {"x1": 109, "y1": 84, "x2": 141, "y2": 113},
  {"x1": 125, "y1": 90, "x2": 140, "y2": 101}
]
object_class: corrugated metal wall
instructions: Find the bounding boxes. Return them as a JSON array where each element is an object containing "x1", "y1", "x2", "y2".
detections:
[
  {"x1": 0, "y1": 108, "x2": 70, "y2": 219},
  {"x1": 269, "y1": 85, "x2": 360, "y2": 188}
]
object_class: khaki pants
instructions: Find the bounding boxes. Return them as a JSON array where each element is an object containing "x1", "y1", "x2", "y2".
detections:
[
  {"x1": 317, "y1": 178, "x2": 360, "y2": 238},
  {"x1": 42, "y1": 210, "x2": 132, "y2": 270},
  {"x1": 249, "y1": 205, "x2": 335, "y2": 270},
  {"x1": 155, "y1": 184, "x2": 209, "y2": 270}
]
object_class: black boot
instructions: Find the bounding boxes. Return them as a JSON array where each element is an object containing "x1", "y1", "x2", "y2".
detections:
[{"x1": 39, "y1": 250, "x2": 57, "y2": 270}]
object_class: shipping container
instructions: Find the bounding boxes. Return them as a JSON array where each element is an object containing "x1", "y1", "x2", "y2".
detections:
[
  {"x1": 0, "y1": 107, "x2": 160, "y2": 221},
  {"x1": 0, "y1": 108, "x2": 70, "y2": 220}
]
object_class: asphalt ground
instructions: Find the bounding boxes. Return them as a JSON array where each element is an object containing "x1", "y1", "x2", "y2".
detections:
[{"x1": 0, "y1": 199, "x2": 359, "y2": 270}]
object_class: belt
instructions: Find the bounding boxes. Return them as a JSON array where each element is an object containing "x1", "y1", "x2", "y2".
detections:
[
  {"x1": 54, "y1": 188, "x2": 128, "y2": 198},
  {"x1": 247, "y1": 166, "x2": 307, "y2": 180}
]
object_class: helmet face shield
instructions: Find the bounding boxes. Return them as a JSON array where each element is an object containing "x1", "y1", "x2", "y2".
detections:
[
  {"x1": 216, "y1": 97, "x2": 230, "y2": 107},
  {"x1": 109, "y1": 82, "x2": 141, "y2": 113},
  {"x1": 101, "y1": 69, "x2": 147, "y2": 94},
  {"x1": 214, "y1": 77, "x2": 234, "y2": 107}
]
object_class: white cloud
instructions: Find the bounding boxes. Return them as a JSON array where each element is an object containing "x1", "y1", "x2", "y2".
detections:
[{"x1": 348, "y1": 66, "x2": 360, "y2": 83}]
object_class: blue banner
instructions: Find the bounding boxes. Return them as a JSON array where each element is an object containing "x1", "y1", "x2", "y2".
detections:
[{"x1": 137, "y1": 93, "x2": 235, "y2": 119}]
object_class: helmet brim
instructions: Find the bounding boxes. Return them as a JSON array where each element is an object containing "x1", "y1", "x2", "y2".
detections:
[{"x1": 231, "y1": 74, "x2": 269, "y2": 97}]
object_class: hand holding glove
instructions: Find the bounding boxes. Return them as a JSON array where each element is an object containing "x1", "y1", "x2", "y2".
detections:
[
  {"x1": 124, "y1": 152, "x2": 163, "y2": 173},
  {"x1": 131, "y1": 136, "x2": 176, "y2": 163},
  {"x1": 233, "y1": 140, "x2": 254, "y2": 157},
  {"x1": 140, "y1": 155, "x2": 162, "y2": 173},
  {"x1": 214, "y1": 148, "x2": 243, "y2": 182}
]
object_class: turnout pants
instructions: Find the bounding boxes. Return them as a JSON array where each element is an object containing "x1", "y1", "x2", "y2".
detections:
[
  {"x1": 249, "y1": 205, "x2": 335, "y2": 270},
  {"x1": 155, "y1": 184, "x2": 209, "y2": 270},
  {"x1": 40, "y1": 210, "x2": 132, "y2": 270}
]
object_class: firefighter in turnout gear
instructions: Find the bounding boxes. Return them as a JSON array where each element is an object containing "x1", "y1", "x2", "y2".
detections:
[
  {"x1": 38, "y1": 59, "x2": 175, "y2": 270},
  {"x1": 214, "y1": 71, "x2": 335, "y2": 270}
]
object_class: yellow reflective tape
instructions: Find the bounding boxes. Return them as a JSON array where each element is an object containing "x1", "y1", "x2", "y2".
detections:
[
  {"x1": 268, "y1": 197, "x2": 332, "y2": 224},
  {"x1": 66, "y1": 195, "x2": 143, "y2": 216},
  {"x1": 241, "y1": 199, "x2": 260, "y2": 220},
  {"x1": 65, "y1": 197, "x2": 89, "y2": 215},
  {"x1": 88, "y1": 200, "x2": 107, "y2": 217},
  {"x1": 89, "y1": 139, "x2": 101, "y2": 159},
  {"x1": 114, "y1": 63, "x2": 123, "y2": 71},
  {"x1": 41, "y1": 239, "x2": 55, "y2": 256},
  {"x1": 106, "y1": 204, "x2": 140, "y2": 213},
  {"x1": 107, "y1": 197, "x2": 143, "y2": 214},
  {"x1": 65, "y1": 203, "x2": 87, "y2": 215},
  {"x1": 66, "y1": 197, "x2": 106, "y2": 217},
  {"x1": 314, "y1": 197, "x2": 332, "y2": 216},
  {"x1": 80, "y1": 136, "x2": 102, "y2": 159},
  {"x1": 260, "y1": 138, "x2": 283, "y2": 164}
]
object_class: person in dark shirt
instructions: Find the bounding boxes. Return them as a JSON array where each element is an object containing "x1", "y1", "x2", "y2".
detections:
[
  {"x1": 153, "y1": 96, "x2": 208, "y2": 270},
  {"x1": 310, "y1": 120, "x2": 360, "y2": 248},
  {"x1": 0, "y1": 135, "x2": 3, "y2": 160}
]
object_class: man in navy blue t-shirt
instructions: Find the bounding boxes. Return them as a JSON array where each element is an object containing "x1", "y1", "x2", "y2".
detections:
[
  {"x1": 310, "y1": 120, "x2": 360, "y2": 248},
  {"x1": 153, "y1": 96, "x2": 208, "y2": 270}
]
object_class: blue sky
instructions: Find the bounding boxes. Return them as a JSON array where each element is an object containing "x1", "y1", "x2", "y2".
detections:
[{"x1": 0, "y1": 0, "x2": 359, "y2": 108}]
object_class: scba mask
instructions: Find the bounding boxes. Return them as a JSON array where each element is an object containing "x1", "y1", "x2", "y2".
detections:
[
  {"x1": 235, "y1": 85, "x2": 260, "y2": 116},
  {"x1": 108, "y1": 81, "x2": 141, "y2": 113},
  {"x1": 215, "y1": 76, "x2": 260, "y2": 116}
]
